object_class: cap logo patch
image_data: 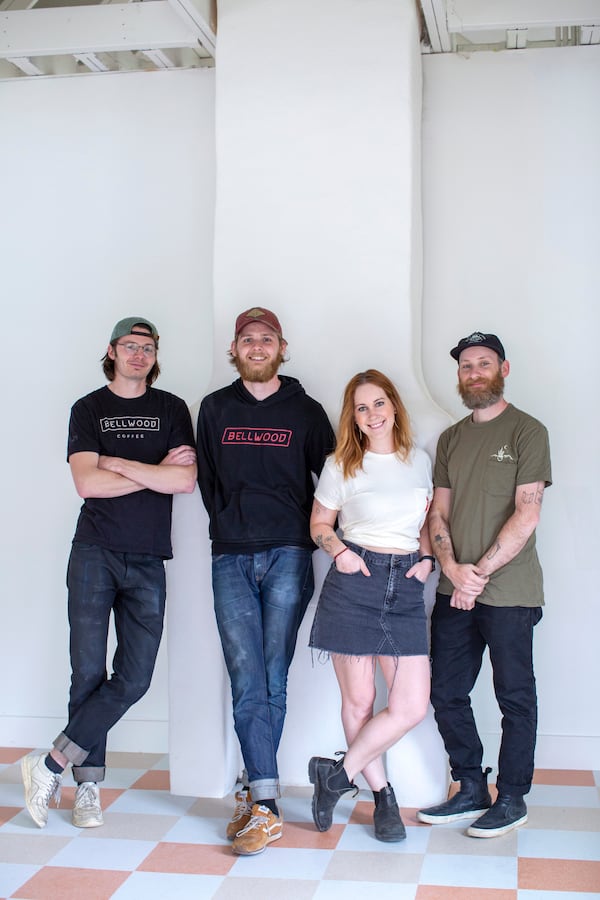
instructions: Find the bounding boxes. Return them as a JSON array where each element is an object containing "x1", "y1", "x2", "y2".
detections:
[
  {"x1": 465, "y1": 332, "x2": 486, "y2": 344},
  {"x1": 245, "y1": 308, "x2": 267, "y2": 319}
]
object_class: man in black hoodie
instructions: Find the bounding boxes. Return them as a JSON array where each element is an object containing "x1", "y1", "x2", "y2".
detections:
[{"x1": 196, "y1": 307, "x2": 335, "y2": 856}]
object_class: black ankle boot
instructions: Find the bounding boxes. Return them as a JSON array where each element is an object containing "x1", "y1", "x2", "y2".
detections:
[
  {"x1": 308, "y1": 755, "x2": 357, "y2": 832},
  {"x1": 373, "y1": 784, "x2": 406, "y2": 842},
  {"x1": 417, "y1": 767, "x2": 492, "y2": 824}
]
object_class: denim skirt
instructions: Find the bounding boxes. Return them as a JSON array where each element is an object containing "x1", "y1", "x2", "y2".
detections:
[{"x1": 309, "y1": 542, "x2": 428, "y2": 657}]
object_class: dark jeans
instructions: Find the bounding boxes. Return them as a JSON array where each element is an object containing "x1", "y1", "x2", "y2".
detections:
[
  {"x1": 430, "y1": 593, "x2": 542, "y2": 797},
  {"x1": 54, "y1": 542, "x2": 166, "y2": 783},
  {"x1": 212, "y1": 546, "x2": 314, "y2": 801}
]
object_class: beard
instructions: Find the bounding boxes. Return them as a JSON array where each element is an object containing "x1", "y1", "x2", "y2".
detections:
[
  {"x1": 233, "y1": 353, "x2": 283, "y2": 383},
  {"x1": 458, "y1": 370, "x2": 505, "y2": 410}
]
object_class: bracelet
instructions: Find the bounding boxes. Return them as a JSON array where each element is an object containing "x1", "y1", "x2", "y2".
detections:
[
  {"x1": 419, "y1": 554, "x2": 436, "y2": 571},
  {"x1": 334, "y1": 547, "x2": 349, "y2": 562}
]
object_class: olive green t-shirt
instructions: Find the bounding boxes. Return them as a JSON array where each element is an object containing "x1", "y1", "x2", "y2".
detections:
[{"x1": 435, "y1": 404, "x2": 551, "y2": 607}]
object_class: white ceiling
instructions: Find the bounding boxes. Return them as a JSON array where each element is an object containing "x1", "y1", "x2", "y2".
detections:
[
  {"x1": 0, "y1": 0, "x2": 217, "y2": 79},
  {"x1": 0, "y1": 0, "x2": 598, "y2": 80}
]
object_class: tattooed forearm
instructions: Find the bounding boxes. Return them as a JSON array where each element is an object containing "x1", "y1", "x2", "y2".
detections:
[
  {"x1": 315, "y1": 533, "x2": 335, "y2": 555},
  {"x1": 520, "y1": 487, "x2": 545, "y2": 506},
  {"x1": 433, "y1": 531, "x2": 451, "y2": 548},
  {"x1": 486, "y1": 541, "x2": 501, "y2": 561}
]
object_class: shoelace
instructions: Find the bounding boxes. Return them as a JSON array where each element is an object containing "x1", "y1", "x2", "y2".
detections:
[
  {"x1": 75, "y1": 783, "x2": 99, "y2": 809},
  {"x1": 237, "y1": 807, "x2": 272, "y2": 835},
  {"x1": 231, "y1": 794, "x2": 252, "y2": 822},
  {"x1": 44, "y1": 773, "x2": 62, "y2": 809}
]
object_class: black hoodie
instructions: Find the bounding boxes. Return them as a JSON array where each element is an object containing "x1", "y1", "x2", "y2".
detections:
[{"x1": 197, "y1": 376, "x2": 335, "y2": 554}]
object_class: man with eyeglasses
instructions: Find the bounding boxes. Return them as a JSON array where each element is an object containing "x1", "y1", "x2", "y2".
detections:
[
  {"x1": 196, "y1": 307, "x2": 335, "y2": 856},
  {"x1": 21, "y1": 317, "x2": 196, "y2": 830}
]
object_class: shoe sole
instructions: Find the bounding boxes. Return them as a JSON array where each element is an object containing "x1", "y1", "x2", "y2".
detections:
[
  {"x1": 21, "y1": 757, "x2": 46, "y2": 829},
  {"x1": 375, "y1": 830, "x2": 407, "y2": 842},
  {"x1": 72, "y1": 815, "x2": 104, "y2": 828},
  {"x1": 308, "y1": 757, "x2": 331, "y2": 833},
  {"x1": 231, "y1": 830, "x2": 282, "y2": 856},
  {"x1": 467, "y1": 813, "x2": 528, "y2": 838},
  {"x1": 417, "y1": 807, "x2": 490, "y2": 825}
]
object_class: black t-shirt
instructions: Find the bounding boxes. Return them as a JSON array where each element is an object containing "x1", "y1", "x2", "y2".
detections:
[{"x1": 68, "y1": 386, "x2": 194, "y2": 559}]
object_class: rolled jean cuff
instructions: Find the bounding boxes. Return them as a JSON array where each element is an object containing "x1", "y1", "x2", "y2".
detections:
[
  {"x1": 53, "y1": 732, "x2": 89, "y2": 767},
  {"x1": 72, "y1": 765, "x2": 106, "y2": 784},
  {"x1": 249, "y1": 777, "x2": 280, "y2": 801}
]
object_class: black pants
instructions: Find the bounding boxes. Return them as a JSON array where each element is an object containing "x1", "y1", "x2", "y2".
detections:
[
  {"x1": 430, "y1": 593, "x2": 542, "y2": 797},
  {"x1": 54, "y1": 542, "x2": 166, "y2": 783}
]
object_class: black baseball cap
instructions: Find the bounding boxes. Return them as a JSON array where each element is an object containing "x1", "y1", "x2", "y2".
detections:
[{"x1": 450, "y1": 331, "x2": 506, "y2": 362}]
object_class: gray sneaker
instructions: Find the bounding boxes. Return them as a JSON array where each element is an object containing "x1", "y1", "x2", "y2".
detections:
[
  {"x1": 72, "y1": 781, "x2": 104, "y2": 828},
  {"x1": 21, "y1": 753, "x2": 62, "y2": 828}
]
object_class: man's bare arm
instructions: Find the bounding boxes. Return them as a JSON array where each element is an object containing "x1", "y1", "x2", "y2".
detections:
[
  {"x1": 476, "y1": 480, "x2": 545, "y2": 576},
  {"x1": 70, "y1": 446, "x2": 197, "y2": 499},
  {"x1": 429, "y1": 487, "x2": 489, "y2": 598}
]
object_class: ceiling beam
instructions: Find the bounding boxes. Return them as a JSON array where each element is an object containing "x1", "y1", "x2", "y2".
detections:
[
  {"x1": 420, "y1": 0, "x2": 452, "y2": 52},
  {"x1": 0, "y1": 1, "x2": 210, "y2": 59},
  {"x1": 580, "y1": 24, "x2": 600, "y2": 43},
  {"x1": 8, "y1": 53, "x2": 43, "y2": 74},
  {"x1": 447, "y1": 0, "x2": 600, "y2": 31},
  {"x1": 73, "y1": 52, "x2": 110, "y2": 72},
  {"x1": 167, "y1": 0, "x2": 216, "y2": 56}
]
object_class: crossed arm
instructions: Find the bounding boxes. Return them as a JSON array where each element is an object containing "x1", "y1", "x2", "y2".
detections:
[
  {"x1": 429, "y1": 481, "x2": 545, "y2": 610},
  {"x1": 69, "y1": 445, "x2": 197, "y2": 499}
]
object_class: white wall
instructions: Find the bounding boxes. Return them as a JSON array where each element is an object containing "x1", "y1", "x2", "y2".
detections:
[
  {"x1": 0, "y1": 68, "x2": 215, "y2": 752},
  {"x1": 422, "y1": 46, "x2": 600, "y2": 767}
]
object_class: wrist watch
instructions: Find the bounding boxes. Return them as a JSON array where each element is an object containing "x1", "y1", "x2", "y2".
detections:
[{"x1": 419, "y1": 554, "x2": 436, "y2": 571}]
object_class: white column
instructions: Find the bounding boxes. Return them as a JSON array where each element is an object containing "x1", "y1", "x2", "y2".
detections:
[{"x1": 169, "y1": 0, "x2": 449, "y2": 805}]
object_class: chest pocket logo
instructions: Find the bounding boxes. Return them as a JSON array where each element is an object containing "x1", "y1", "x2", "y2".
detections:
[{"x1": 490, "y1": 444, "x2": 515, "y2": 463}]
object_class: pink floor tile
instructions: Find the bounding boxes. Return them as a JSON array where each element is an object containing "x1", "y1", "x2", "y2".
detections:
[
  {"x1": 130, "y1": 770, "x2": 171, "y2": 791},
  {"x1": 519, "y1": 857, "x2": 600, "y2": 892},
  {"x1": 12, "y1": 866, "x2": 129, "y2": 900},
  {"x1": 138, "y1": 841, "x2": 236, "y2": 875}
]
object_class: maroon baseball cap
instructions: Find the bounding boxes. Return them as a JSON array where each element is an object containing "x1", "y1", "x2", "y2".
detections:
[{"x1": 234, "y1": 307, "x2": 283, "y2": 339}]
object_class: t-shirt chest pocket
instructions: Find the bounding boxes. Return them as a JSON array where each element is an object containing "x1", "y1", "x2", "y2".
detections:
[{"x1": 483, "y1": 459, "x2": 517, "y2": 497}]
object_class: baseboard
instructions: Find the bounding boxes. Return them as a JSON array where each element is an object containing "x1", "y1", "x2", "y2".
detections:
[{"x1": 0, "y1": 717, "x2": 168, "y2": 754}]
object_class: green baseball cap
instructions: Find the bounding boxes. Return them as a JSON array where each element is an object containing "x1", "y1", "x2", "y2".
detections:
[{"x1": 110, "y1": 317, "x2": 159, "y2": 343}]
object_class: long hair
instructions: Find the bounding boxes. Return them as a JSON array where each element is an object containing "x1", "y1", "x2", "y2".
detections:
[
  {"x1": 101, "y1": 340, "x2": 161, "y2": 386},
  {"x1": 334, "y1": 369, "x2": 414, "y2": 479}
]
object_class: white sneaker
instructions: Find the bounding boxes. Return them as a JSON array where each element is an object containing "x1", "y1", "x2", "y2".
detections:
[
  {"x1": 72, "y1": 781, "x2": 103, "y2": 828},
  {"x1": 21, "y1": 753, "x2": 62, "y2": 828}
]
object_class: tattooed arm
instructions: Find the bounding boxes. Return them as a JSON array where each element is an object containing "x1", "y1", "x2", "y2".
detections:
[
  {"x1": 310, "y1": 498, "x2": 371, "y2": 576},
  {"x1": 475, "y1": 480, "x2": 545, "y2": 577},
  {"x1": 429, "y1": 487, "x2": 489, "y2": 610}
]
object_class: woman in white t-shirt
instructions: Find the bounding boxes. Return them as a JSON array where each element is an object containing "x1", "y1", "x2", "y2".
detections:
[{"x1": 308, "y1": 369, "x2": 434, "y2": 842}]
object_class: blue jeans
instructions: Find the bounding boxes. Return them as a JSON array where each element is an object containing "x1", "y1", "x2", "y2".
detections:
[
  {"x1": 54, "y1": 542, "x2": 166, "y2": 783},
  {"x1": 212, "y1": 546, "x2": 314, "y2": 801},
  {"x1": 430, "y1": 593, "x2": 542, "y2": 797}
]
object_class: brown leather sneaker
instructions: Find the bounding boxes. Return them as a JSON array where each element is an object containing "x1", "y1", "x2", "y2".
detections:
[{"x1": 231, "y1": 803, "x2": 283, "y2": 855}]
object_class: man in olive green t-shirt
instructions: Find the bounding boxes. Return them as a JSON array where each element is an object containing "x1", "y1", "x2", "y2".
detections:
[{"x1": 417, "y1": 331, "x2": 551, "y2": 839}]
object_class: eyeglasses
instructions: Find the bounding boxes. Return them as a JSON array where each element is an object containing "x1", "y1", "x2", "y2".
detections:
[{"x1": 116, "y1": 341, "x2": 156, "y2": 357}]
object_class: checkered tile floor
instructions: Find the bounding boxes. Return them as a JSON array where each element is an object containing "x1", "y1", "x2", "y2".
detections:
[{"x1": 1, "y1": 747, "x2": 599, "y2": 899}]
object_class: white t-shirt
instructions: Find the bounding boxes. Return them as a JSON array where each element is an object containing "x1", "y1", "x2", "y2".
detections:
[{"x1": 315, "y1": 449, "x2": 433, "y2": 551}]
